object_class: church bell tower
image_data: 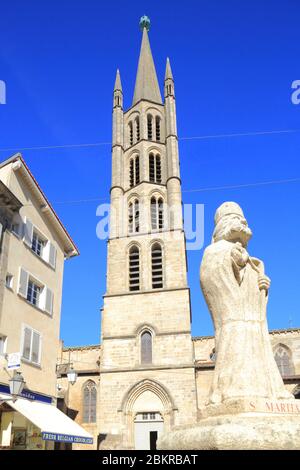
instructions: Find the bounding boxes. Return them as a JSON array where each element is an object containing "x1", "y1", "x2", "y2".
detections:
[{"x1": 99, "y1": 16, "x2": 197, "y2": 450}]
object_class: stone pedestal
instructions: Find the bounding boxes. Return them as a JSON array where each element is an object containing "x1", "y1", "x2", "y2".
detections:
[{"x1": 158, "y1": 399, "x2": 300, "y2": 450}]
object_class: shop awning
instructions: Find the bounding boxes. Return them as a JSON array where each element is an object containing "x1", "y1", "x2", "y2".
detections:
[{"x1": 0, "y1": 393, "x2": 93, "y2": 444}]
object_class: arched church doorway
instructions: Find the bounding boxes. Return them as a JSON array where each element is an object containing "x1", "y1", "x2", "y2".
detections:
[
  {"x1": 120, "y1": 379, "x2": 176, "y2": 450},
  {"x1": 134, "y1": 412, "x2": 164, "y2": 450}
]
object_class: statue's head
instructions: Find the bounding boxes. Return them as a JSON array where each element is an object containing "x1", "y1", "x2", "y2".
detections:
[{"x1": 212, "y1": 202, "x2": 252, "y2": 247}]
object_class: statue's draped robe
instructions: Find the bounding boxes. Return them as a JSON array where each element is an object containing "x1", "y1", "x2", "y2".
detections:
[{"x1": 200, "y1": 239, "x2": 291, "y2": 403}]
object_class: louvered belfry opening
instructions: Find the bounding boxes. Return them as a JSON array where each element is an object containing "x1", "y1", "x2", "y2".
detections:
[
  {"x1": 149, "y1": 154, "x2": 161, "y2": 184},
  {"x1": 151, "y1": 243, "x2": 163, "y2": 289},
  {"x1": 155, "y1": 116, "x2": 160, "y2": 141},
  {"x1": 129, "y1": 159, "x2": 134, "y2": 187},
  {"x1": 147, "y1": 114, "x2": 153, "y2": 140},
  {"x1": 155, "y1": 155, "x2": 161, "y2": 183},
  {"x1": 151, "y1": 197, "x2": 164, "y2": 230},
  {"x1": 135, "y1": 156, "x2": 140, "y2": 184},
  {"x1": 158, "y1": 198, "x2": 164, "y2": 229},
  {"x1": 136, "y1": 117, "x2": 140, "y2": 142},
  {"x1": 149, "y1": 154, "x2": 155, "y2": 182},
  {"x1": 129, "y1": 121, "x2": 133, "y2": 146},
  {"x1": 151, "y1": 197, "x2": 157, "y2": 229},
  {"x1": 130, "y1": 156, "x2": 140, "y2": 188},
  {"x1": 129, "y1": 245, "x2": 140, "y2": 291},
  {"x1": 141, "y1": 331, "x2": 152, "y2": 364},
  {"x1": 128, "y1": 199, "x2": 139, "y2": 234}
]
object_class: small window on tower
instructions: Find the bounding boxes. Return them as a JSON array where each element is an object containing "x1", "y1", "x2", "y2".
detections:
[
  {"x1": 149, "y1": 154, "x2": 155, "y2": 182},
  {"x1": 150, "y1": 197, "x2": 164, "y2": 231},
  {"x1": 129, "y1": 156, "x2": 140, "y2": 188},
  {"x1": 151, "y1": 243, "x2": 163, "y2": 289},
  {"x1": 141, "y1": 331, "x2": 152, "y2": 364},
  {"x1": 129, "y1": 245, "x2": 140, "y2": 291},
  {"x1": 135, "y1": 156, "x2": 140, "y2": 185},
  {"x1": 129, "y1": 122, "x2": 133, "y2": 146},
  {"x1": 147, "y1": 114, "x2": 153, "y2": 140},
  {"x1": 155, "y1": 116, "x2": 161, "y2": 141},
  {"x1": 136, "y1": 117, "x2": 140, "y2": 142},
  {"x1": 155, "y1": 156, "x2": 161, "y2": 183}
]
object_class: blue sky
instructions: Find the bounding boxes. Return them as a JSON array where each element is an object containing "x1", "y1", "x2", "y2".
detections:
[{"x1": 0, "y1": 0, "x2": 299, "y2": 346}]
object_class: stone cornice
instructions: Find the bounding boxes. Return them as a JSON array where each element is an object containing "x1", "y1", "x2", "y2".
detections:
[
  {"x1": 102, "y1": 330, "x2": 191, "y2": 341},
  {"x1": 103, "y1": 286, "x2": 190, "y2": 299},
  {"x1": 62, "y1": 344, "x2": 101, "y2": 352},
  {"x1": 100, "y1": 363, "x2": 195, "y2": 374}
]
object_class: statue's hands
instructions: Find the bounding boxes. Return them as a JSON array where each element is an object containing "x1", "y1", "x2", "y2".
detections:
[
  {"x1": 231, "y1": 242, "x2": 249, "y2": 268},
  {"x1": 258, "y1": 274, "x2": 271, "y2": 292}
]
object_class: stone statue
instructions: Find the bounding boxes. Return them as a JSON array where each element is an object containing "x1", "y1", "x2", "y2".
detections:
[
  {"x1": 200, "y1": 201, "x2": 292, "y2": 404},
  {"x1": 159, "y1": 202, "x2": 300, "y2": 450}
]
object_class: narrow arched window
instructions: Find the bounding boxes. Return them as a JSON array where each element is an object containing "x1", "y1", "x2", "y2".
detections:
[
  {"x1": 129, "y1": 246, "x2": 140, "y2": 291},
  {"x1": 83, "y1": 381, "x2": 97, "y2": 423},
  {"x1": 129, "y1": 121, "x2": 133, "y2": 146},
  {"x1": 149, "y1": 154, "x2": 155, "y2": 182},
  {"x1": 151, "y1": 197, "x2": 157, "y2": 230},
  {"x1": 129, "y1": 156, "x2": 140, "y2": 188},
  {"x1": 129, "y1": 159, "x2": 134, "y2": 187},
  {"x1": 147, "y1": 114, "x2": 153, "y2": 140},
  {"x1": 135, "y1": 117, "x2": 140, "y2": 142},
  {"x1": 274, "y1": 345, "x2": 294, "y2": 377},
  {"x1": 151, "y1": 197, "x2": 164, "y2": 230},
  {"x1": 156, "y1": 156, "x2": 161, "y2": 183},
  {"x1": 141, "y1": 331, "x2": 152, "y2": 364},
  {"x1": 149, "y1": 154, "x2": 161, "y2": 184},
  {"x1": 155, "y1": 116, "x2": 161, "y2": 141},
  {"x1": 135, "y1": 156, "x2": 140, "y2": 185},
  {"x1": 158, "y1": 198, "x2": 164, "y2": 229},
  {"x1": 128, "y1": 199, "x2": 139, "y2": 234},
  {"x1": 152, "y1": 243, "x2": 163, "y2": 289}
]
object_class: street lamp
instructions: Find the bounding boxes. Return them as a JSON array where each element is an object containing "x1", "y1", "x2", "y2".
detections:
[
  {"x1": 66, "y1": 366, "x2": 77, "y2": 386},
  {"x1": 9, "y1": 370, "x2": 26, "y2": 401}
]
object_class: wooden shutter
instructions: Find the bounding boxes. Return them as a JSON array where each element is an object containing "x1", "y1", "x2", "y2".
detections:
[
  {"x1": 45, "y1": 287, "x2": 54, "y2": 315},
  {"x1": 22, "y1": 327, "x2": 32, "y2": 360},
  {"x1": 31, "y1": 331, "x2": 41, "y2": 364},
  {"x1": 24, "y1": 218, "x2": 33, "y2": 246},
  {"x1": 18, "y1": 268, "x2": 29, "y2": 298},
  {"x1": 49, "y1": 242, "x2": 57, "y2": 268}
]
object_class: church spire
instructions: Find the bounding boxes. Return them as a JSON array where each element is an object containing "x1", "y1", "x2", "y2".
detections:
[
  {"x1": 132, "y1": 17, "x2": 162, "y2": 106},
  {"x1": 114, "y1": 69, "x2": 122, "y2": 92},
  {"x1": 165, "y1": 57, "x2": 173, "y2": 81}
]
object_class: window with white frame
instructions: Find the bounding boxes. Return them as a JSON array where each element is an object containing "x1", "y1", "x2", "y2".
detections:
[
  {"x1": 23, "y1": 218, "x2": 57, "y2": 268},
  {"x1": 0, "y1": 335, "x2": 7, "y2": 355},
  {"x1": 27, "y1": 279, "x2": 41, "y2": 307},
  {"x1": 21, "y1": 326, "x2": 41, "y2": 365},
  {"x1": 31, "y1": 231, "x2": 45, "y2": 258},
  {"x1": 5, "y1": 274, "x2": 13, "y2": 289},
  {"x1": 18, "y1": 268, "x2": 54, "y2": 315},
  {"x1": 11, "y1": 223, "x2": 21, "y2": 236}
]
